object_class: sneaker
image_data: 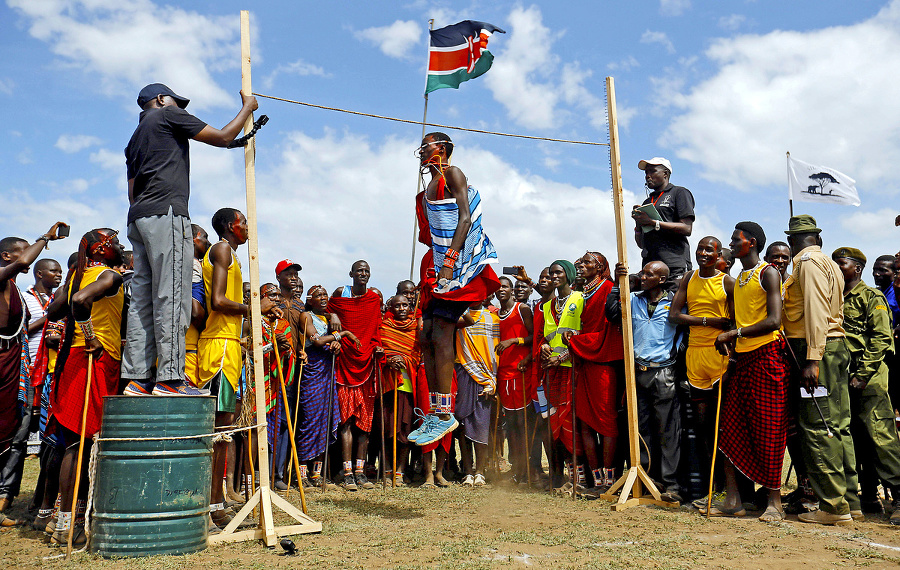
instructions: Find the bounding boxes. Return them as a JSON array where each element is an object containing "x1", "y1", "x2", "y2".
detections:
[
  {"x1": 341, "y1": 473, "x2": 358, "y2": 491},
  {"x1": 850, "y1": 510, "x2": 865, "y2": 521},
  {"x1": 473, "y1": 473, "x2": 486, "y2": 487},
  {"x1": 152, "y1": 380, "x2": 209, "y2": 396},
  {"x1": 798, "y1": 510, "x2": 852, "y2": 526},
  {"x1": 354, "y1": 472, "x2": 375, "y2": 490},
  {"x1": 415, "y1": 415, "x2": 459, "y2": 446},
  {"x1": 208, "y1": 514, "x2": 222, "y2": 535},
  {"x1": 693, "y1": 490, "x2": 726, "y2": 510},
  {"x1": 407, "y1": 410, "x2": 434, "y2": 443},
  {"x1": 273, "y1": 480, "x2": 289, "y2": 491},
  {"x1": 123, "y1": 379, "x2": 154, "y2": 396},
  {"x1": 462, "y1": 474, "x2": 475, "y2": 487}
]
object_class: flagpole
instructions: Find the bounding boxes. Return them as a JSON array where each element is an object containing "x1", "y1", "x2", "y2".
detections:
[
  {"x1": 787, "y1": 151, "x2": 793, "y2": 217},
  {"x1": 409, "y1": 19, "x2": 435, "y2": 281}
]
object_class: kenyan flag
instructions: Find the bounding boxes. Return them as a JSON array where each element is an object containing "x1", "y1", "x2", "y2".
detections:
[{"x1": 425, "y1": 20, "x2": 505, "y2": 94}]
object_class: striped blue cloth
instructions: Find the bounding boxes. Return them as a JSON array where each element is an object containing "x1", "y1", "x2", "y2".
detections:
[{"x1": 426, "y1": 184, "x2": 497, "y2": 293}]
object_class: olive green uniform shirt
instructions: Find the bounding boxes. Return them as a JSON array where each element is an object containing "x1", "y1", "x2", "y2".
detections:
[{"x1": 842, "y1": 280, "x2": 894, "y2": 386}]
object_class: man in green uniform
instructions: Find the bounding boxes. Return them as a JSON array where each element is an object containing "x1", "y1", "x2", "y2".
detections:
[
  {"x1": 832, "y1": 247, "x2": 900, "y2": 524},
  {"x1": 783, "y1": 215, "x2": 856, "y2": 526}
]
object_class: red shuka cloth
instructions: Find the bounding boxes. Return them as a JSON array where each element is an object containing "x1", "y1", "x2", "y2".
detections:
[
  {"x1": 497, "y1": 303, "x2": 530, "y2": 410},
  {"x1": 528, "y1": 303, "x2": 545, "y2": 403},
  {"x1": 379, "y1": 313, "x2": 420, "y2": 394},
  {"x1": 327, "y1": 290, "x2": 382, "y2": 388},
  {"x1": 567, "y1": 280, "x2": 623, "y2": 437},
  {"x1": 51, "y1": 347, "x2": 120, "y2": 438}
]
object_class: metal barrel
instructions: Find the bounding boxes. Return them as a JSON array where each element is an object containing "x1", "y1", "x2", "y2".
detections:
[{"x1": 91, "y1": 396, "x2": 215, "y2": 557}]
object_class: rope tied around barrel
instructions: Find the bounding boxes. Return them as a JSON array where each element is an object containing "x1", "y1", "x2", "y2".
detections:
[{"x1": 44, "y1": 422, "x2": 267, "y2": 558}]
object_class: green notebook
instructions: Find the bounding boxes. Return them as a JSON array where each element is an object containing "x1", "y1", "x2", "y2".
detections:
[{"x1": 634, "y1": 204, "x2": 662, "y2": 233}]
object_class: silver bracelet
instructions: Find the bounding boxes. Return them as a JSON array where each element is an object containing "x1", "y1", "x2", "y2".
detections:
[{"x1": 702, "y1": 317, "x2": 707, "y2": 327}]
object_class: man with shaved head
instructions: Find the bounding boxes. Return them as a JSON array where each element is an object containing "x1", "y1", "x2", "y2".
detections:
[{"x1": 608, "y1": 259, "x2": 684, "y2": 503}]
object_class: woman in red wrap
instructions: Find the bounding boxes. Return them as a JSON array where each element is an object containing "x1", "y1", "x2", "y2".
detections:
[{"x1": 564, "y1": 252, "x2": 624, "y2": 493}]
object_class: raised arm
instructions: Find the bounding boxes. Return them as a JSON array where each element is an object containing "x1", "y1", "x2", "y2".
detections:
[
  {"x1": 0, "y1": 223, "x2": 67, "y2": 284},
  {"x1": 192, "y1": 92, "x2": 259, "y2": 148}
]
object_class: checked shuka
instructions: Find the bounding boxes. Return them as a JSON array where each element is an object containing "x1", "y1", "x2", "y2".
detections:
[{"x1": 718, "y1": 337, "x2": 789, "y2": 489}]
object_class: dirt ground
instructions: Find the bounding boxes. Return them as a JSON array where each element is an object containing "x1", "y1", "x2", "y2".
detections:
[{"x1": 3, "y1": 456, "x2": 900, "y2": 569}]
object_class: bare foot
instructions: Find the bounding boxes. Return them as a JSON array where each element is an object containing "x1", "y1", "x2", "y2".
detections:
[
  {"x1": 758, "y1": 506, "x2": 784, "y2": 523},
  {"x1": 435, "y1": 473, "x2": 450, "y2": 487}
]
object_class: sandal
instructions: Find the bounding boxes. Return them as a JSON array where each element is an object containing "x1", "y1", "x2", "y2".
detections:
[{"x1": 701, "y1": 505, "x2": 747, "y2": 517}]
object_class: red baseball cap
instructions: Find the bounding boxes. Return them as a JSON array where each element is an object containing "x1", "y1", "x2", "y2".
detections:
[{"x1": 275, "y1": 259, "x2": 302, "y2": 276}]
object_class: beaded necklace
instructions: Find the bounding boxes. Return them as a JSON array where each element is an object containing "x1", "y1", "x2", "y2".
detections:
[{"x1": 738, "y1": 261, "x2": 764, "y2": 288}]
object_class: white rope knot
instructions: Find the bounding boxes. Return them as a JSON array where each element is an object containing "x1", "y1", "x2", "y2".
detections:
[{"x1": 213, "y1": 433, "x2": 233, "y2": 443}]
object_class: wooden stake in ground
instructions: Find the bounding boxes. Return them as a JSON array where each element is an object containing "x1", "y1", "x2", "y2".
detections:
[
  {"x1": 599, "y1": 76, "x2": 677, "y2": 511},
  {"x1": 208, "y1": 10, "x2": 321, "y2": 544},
  {"x1": 391, "y1": 368, "x2": 399, "y2": 488},
  {"x1": 66, "y1": 352, "x2": 93, "y2": 558},
  {"x1": 271, "y1": 330, "x2": 308, "y2": 514}
]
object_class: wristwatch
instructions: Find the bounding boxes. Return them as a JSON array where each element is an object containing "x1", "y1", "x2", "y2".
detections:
[{"x1": 654, "y1": 220, "x2": 660, "y2": 231}]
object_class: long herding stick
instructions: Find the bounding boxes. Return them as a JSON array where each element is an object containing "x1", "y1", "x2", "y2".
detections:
[
  {"x1": 522, "y1": 372, "x2": 531, "y2": 487},
  {"x1": 268, "y1": 345, "x2": 278, "y2": 493},
  {"x1": 291, "y1": 325, "x2": 308, "y2": 480},
  {"x1": 322, "y1": 352, "x2": 336, "y2": 493},
  {"x1": 271, "y1": 332, "x2": 308, "y2": 514},
  {"x1": 391, "y1": 368, "x2": 399, "y2": 488},
  {"x1": 570, "y1": 361, "x2": 577, "y2": 501},
  {"x1": 543, "y1": 372, "x2": 555, "y2": 495},
  {"x1": 66, "y1": 352, "x2": 93, "y2": 557},
  {"x1": 375, "y1": 359, "x2": 387, "y2": 490},
  {"x1": 705, "y1": 364, "x2": 727, "y2": 518}
]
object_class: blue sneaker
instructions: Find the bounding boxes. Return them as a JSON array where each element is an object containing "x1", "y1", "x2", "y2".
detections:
[
  {"x1": 415, "y1": 415, "x2": 459, "y2": 446},
  {"x1": 406, "y1": 409, "x2": 431, "y2": 443},
  {"x1": 152, "y1": 380, "x2": 209, "y2": 396},
  {"x1": 123, "y1": 379, "x2": 154, "y2": 396}
]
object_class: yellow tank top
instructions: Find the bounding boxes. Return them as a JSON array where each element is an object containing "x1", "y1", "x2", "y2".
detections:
[
  {"x1": 734, "y1": 262, "x2": 779, "y2": 353},
  {"x1": 69, "y1": 265, "x2": 124, "y2": 360},
  {"x1": 200, "y1": 243, "x2": 243, "y2": 342},
  {"x1": 686, "y1": 271, "x2": 728, "y2": 347}
]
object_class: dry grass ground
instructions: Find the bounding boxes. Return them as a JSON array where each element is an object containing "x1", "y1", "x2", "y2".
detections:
[{"x1": 3, "y1": 456, "x2": 900, "y2": 568}]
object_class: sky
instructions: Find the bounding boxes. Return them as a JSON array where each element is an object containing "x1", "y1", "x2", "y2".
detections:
[{"x1": 2, "y1": 0, "x2": 899, "y2": 296}]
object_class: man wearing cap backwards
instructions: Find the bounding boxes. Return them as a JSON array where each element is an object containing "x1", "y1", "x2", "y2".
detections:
[
  {"x1": 782, "y1": 214, "x2": 856, "y2": 526},
  {"x1": 632, "y1": 158, "x2": 695, "y2": 288},
  {"x1": 121, "y1": 83, "x2": 258, "y2": 394},
  {"x1": 832, "y1": 247, "x2": 900, "y2": 524}
]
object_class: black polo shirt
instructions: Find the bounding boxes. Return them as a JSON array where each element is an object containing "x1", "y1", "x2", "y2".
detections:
[
  {"x1": 640, "y1": 183, "x2": 695, "y2": 272},
  {"x1": 125, "y1": 106, "x2": 207, "y2": 225}
]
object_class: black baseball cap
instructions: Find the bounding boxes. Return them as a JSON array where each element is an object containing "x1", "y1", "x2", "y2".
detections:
[{"x1": 137, "y1": 83, "x2": 190, "y2": 109}]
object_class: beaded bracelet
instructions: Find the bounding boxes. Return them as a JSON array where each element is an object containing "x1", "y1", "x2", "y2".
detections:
[{"x1": 76, "y1": 318, "x2": 96, "y2": 342}]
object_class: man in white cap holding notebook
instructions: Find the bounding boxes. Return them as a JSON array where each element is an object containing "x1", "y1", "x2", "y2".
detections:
[{"x1": 632, "y1": 157, "x2": 696, "y2": 289}]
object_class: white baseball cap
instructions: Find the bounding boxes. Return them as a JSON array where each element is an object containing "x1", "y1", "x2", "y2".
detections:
[{"x1": 638, "y1": 157, "x2": 672, "y2": 174}]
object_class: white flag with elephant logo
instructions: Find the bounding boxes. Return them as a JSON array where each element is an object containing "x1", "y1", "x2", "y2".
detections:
[{"x1": 787, "y1": 155, "x2": 860, "y2": 206}]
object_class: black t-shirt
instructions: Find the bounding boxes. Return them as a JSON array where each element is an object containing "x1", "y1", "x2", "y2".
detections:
[
  {"x1": 125, "y1": 106, "x2": 207, "y2": 225},
  {"x1": 640, "y1": 183, "x2": 695, "y2": 271}
]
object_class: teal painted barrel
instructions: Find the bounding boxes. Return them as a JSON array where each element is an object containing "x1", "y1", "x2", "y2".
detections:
[{"x1": 91, "y1": 396, "x2": 215, "y2": 557}]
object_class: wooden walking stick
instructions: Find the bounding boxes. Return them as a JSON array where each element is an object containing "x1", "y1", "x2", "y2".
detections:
[
  {"x1": 569, "y1": 360, "x2": 578, "y2": 501},
  {"x1": 522, "y1": 372, "x2": 531, "y2": 487},
  {"x1": 391, "y1": 365, "x2": 399, "y2": 488},
  {"x1": 542, "y1": 372, "x2": 555, "y2": 495},
  {"x1": 66, "y1": 351, "x2": 93, "y2": 557},
  {"x1": 268, "y1": 347, "x2": 278, "y2": 493},
  {"x1": 271, "y1": 331, "x2": 308, "y2": 514},
  {"x1": 706, "y1": 358, "x2": 733, "y2": 518},
  {"x1": 375, "y1": 358, "x2": 388, "y2": 490},
  {"x1": 321, "y1": 352, "x2": 336, "y2": 493},
  {"x1": 291, "y1": 326, "x2": 307, "y2": 481}
]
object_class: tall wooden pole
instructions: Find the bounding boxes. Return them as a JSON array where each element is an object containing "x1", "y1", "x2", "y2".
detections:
[
  {"x1": 241, "y1": 10, "x2": 277, "y2": 545},
  {"x1": 601, "y1": 76, "x2": 676, "y2": 510},
  {"x1": 409, "y1": 18, "x2": 435, "y2": 281}
]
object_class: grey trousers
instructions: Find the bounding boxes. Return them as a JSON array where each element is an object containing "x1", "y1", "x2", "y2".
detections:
[
  {"x1": 635, "y1": 364, "x2": 682, "y2": 493},
  {"x1": 121, "y1": 207, "x2": 192, "y2": 383}
]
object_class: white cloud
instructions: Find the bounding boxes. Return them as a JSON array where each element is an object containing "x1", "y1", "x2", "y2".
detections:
[
  {"x1": 660, "y1": 0, "x2": 691, "y2": 16},
  {"x1": 56, "y1": 134, "x2": 102, "y2": 154},
  {"x1": 641, "y1": 30, "x2": 676, "y2": 54},
  {"x1": 484, "y1": 6, "x2": 609, "y2": 132},
  {"x1": 261, "y1": 59, "x2": 328, "y2": 90},
  {"x1": 17, "y1": 148, "x2": 33, "y2": 164},
  {"x1": 67, "y1": 178, "x2": 91, "y2": 193},
  {"x1": 0, "y1": 78, "x2": 13, "y2": 95},
  {"x1": 662, "y1": 0, "x2": 900, "y2": 192},
  {"x1": 8, "y1": 0, "x2": 240, "y2": 110},
  {"x1": 607, "y1": 56, "x2": 640, "y2": 72},
  {"x1": 353, "y1": 20, "x2": 422, "y2": 59},
  {"x1": 718, "y1": 14, "x2": 746, "y2": 31}
]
